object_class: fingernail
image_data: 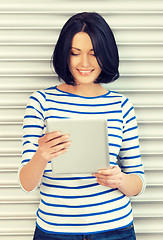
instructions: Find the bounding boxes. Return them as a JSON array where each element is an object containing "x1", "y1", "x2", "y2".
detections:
[
  {"x1": 65, "y1": 134, "x2": 70, "y2": 139},
  {"x1": 57, "y1": 131, "x2": 62, "y2": 136}
]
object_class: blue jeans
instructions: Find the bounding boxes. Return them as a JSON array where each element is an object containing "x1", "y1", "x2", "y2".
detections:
[{"x1": 33, "y1": 225, "x2": 136, "y2": 240}]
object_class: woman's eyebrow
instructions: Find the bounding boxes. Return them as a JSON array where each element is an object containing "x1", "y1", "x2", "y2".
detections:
[
  {"x1": 71, "y1": 47, "x2": 94, "y2": 51},
  {"x1": 71, "y1": 47, "x2": 81, "y2": 51}
]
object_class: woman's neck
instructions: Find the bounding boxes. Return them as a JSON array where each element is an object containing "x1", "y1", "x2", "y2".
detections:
[{"x1": 57, "y1": 83, "x2": 108, "y2": 97}]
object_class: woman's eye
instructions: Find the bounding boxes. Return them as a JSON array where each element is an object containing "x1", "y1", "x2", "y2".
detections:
[
  {"x1": 90, "y1": 52, "x2": 96, "y2": 56},
  {"x1": 71, "y1": 52, "x2": 79, "y2": 56}
]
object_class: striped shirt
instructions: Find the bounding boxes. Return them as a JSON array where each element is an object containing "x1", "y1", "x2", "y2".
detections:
[{"x1": 19, "y1": 85, "x2": 145, "y2": 235}]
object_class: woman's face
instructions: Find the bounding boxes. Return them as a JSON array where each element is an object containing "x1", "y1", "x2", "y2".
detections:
[{"x1": 69, "y1": 32, "x2": 102, "y2": 85}]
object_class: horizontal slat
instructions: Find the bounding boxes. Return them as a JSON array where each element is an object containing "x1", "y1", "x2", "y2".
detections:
[
  {"x1": 0, "y1": 168, "x2": 163, "y2": 185},
  {"x1": 0, "y1": 92, "x2": 31, "y2": 106},
  {"x1": 0, "y1": 199, "x2": 162, "y2": 218},
  {"x1": 144, "y1": 170, "x2": 163, "y2": 184},
  {"x1": 0, "y1": 203, "x2": 38, "y2": 216},
  {"x1": 0, "y1": 155, "x2": 21, "y2": 169},
  {"x1": 1, "y1": 11, "x2": 163, "y2": 14},
  {"x1": 141, "y1": 153, "x2": 163, "y2": 169},
  {"x1": 0, "y1": 0, "x2": 163, "y2": 11},
  {"x1": 0, "y1": 28, "x2": 163, "y2": 44},
  {"x1": 1, "y1": 105, "x2": 163, "y2": 121},
  {"x1": 0, "y1": 12, "x2": 162, "y2": 27},
  {"x1": 1, "y1": 73, "x2": 161, "y2": 77},
  {"x1": 1, "y1": 11, "x2": 163, "y2": 13},
  {"x1": 1, "y1": 90, "x2": 163, "y2": 106},
  {"x1": 0, "y1": 233, "x2": 162, "y2": 240},
  {"x1": 108, "y1": 76, "x2": 163, "y2": 90},
  {"x1": 0, "y1": 235, "x2": 33, "y2": 240},
  {"x1": 0, "y1": 45, "x2": 163, "y2": 59},
  {"x1": 138, "y1": 122, "x2": 163, "y2": 137},
  {"x1": 0, "y1": 76, "x2": 58, "y2": 90},
  {"x1": 0, "y1": 187, "x2": 40, "y2": 201},
  {"x1": 0, "y1": 216, "x2": 162, "y2": 233},
  {"x1": 1, "y1": 152, "x2": 163, "y2": 170},
  {"x1": 1, "y1": 58, "x2": 163, "y2": 61},
  {"x1": 134, "y1": 217, "x2": 163, "y2": 232},
  {"x1": 134, "y1": 185, "x2": 163, "y2": 201},
  {"x1": 0, "y1": 76, "x2": 162, "y2": 90},
  {"x1": 124, "y1": 90, "x2": 163, "y2": 104},
  {"x1": 0, "y1": 45, "x2": 53, "y2": 59},
  {"x1": 1, "y1": 153, "x2": 163, "y2": 170},
  {"x1": 136, "y1": 233, "x2": 163, "y2": 240},
  {"x1": 119, "y1": 60, "x2": 163, "y2": 74},
  {"x1": 0, "y1": 185, "x2": 162, "y2": 201},
  {"x1": 115, "y1": 28, "x2": 163, "y2": 43},
  {"x1": 0, "y1": 134, "x2": 163, "y2": 152},
  {"x1": 0, "y1": 123, "x2": 23, "y2": 138},
  {"x1": 0, "y1": 60, "x2": 162, "y2": 74},
  {"x1": 0, "y1": 171, "x2": 19, "y2": 185},
  {"x1": 1, "y1": 154, "x2": 163, "y2": 170},
  {"x1": 1, "y1": 214, "x2": 163, "y2": 220},
  {"x1": 1, "y1": 120, "x2": 163, "y2": 138},
  {"x1": 131, "y1": 202, "x2": 163, "y2": 215},
  {"x1": 0, "y1": 107, "x2": 26, "y2": 122},
  {"x1": 0, "y1": 218, "x2": 35, "y2": 231},
  {"x1": 134, "y1": 107, "x2": 163, "y2": 121},
  {"x1": 1, "y1": 26, "x2": 163, "y2": 29},
  {"x1": 1, "y1": 198, "x2": 162, "y2": 204},
  {"x1": 0, "y1": 29, "x2": 59, "y2": 44},
  {"x1": 1, "y1": 232, "x2": 163, "y2": 240},
  {"x1": 139, "y1": 137, "x2": 163, "y2": 153},
  {"x1": 0, "y1": 61, "x2": 52, "y2": 74},
  {"x1": 1, "y1": 213, "x2": 163, "y2": 220}
]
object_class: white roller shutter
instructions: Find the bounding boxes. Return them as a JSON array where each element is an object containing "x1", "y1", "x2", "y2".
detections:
[{"x1": 0, "y1": 0, "x2": 163, "y2": 239}]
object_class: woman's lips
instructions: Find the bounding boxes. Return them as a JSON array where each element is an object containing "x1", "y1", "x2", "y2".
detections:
[{"x1": 77, "y1": 69, "x2": 94, "y2": 76}]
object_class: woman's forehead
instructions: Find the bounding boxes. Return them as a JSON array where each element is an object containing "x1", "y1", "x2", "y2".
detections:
[{"x1": 71, "y1": 32, "x2": 94, "y2": 51}]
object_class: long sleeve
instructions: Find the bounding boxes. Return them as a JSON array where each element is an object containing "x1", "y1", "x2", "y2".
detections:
[
  {"x1": 119, "y1": 97, "x2": 146, "y2": 194},
  {"x1": 18, "y1": 90, "x2": 47, "y2": 191}
]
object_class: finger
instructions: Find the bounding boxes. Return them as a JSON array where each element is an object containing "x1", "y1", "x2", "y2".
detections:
[
  {"x1": 97, "y1": 179, "x2": 119, "y2": 188},
  {"x1": 96, "y1": 172, "x2": 122, "y2": 181},
  {"x1": 50, "y1": 140, "x2": 71, "y2": 154},
  {"x1": 48, "y1": 134, "x2": 70, "y2": 148},
  {"x1": 93, "y1": 174, "x2": 111, "y2": 181},
  {"x1": 92, "y1": 169, "x2": 112, "y2": 177},
  {"x1": 50, "y1": 147, "x2": 69, "y2": 158},
  {"x1": 97, "y1": 166, "x2": 120, "y2": 175},
  {"x1": 96, "y1": 175, "x2": 120, "y2": 183},
  {"x1": 44, "y1": 131, "x2": 63, "y2": 143},
  {"x1": 38, "y1": 131, "x2": 62, "y2": 145}
]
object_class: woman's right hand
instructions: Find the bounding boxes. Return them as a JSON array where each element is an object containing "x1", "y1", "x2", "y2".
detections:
[
  {"x1": 19, "y1": 131, "x2": 71, "y2": 192},
  {"x1": 37, "y1": 131, "x2": 71, "y2": 164}
]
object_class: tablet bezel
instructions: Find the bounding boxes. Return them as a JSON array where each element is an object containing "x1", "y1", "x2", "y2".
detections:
[{"x1": 46, "y1": 118, "x2": 110, "y2": 175}]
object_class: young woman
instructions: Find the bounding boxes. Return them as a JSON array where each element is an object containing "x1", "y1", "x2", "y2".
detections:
[{"x1": 19, "y1": 12, "x2": 145, "y2": 240}]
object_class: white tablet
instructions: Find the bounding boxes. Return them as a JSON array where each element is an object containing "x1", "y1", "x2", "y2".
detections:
[{"x1": 46, "y1": 118, "x2": 110, "y2": 175}]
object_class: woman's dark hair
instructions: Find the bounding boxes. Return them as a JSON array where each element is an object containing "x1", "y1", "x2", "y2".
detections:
[{"x1": 52, "y1": 12, "x2": 119, "y2": 85}]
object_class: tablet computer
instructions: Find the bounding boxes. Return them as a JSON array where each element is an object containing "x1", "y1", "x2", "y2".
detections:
[{"x1": 46, "y1": 118, "x2": 110, "y2": 175}]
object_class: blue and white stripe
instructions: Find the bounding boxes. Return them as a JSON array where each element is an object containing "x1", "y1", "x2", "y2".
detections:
[{"x1": 20, "y1": 85, "x2": 145, "y2": 234}]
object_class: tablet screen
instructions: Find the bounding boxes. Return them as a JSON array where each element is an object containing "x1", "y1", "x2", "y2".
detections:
[{"x1": 46, "y1": 118, "x2": 109, "y2": 175}]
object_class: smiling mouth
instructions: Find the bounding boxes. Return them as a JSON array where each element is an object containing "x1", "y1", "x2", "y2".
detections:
[{"x1": 77, "y1": 69, "x2": 94, "y2": 76}]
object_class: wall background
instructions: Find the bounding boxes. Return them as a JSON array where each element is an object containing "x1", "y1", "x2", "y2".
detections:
[{"x1": 0, "y1": 0, "x2": 163, "y2": 239}]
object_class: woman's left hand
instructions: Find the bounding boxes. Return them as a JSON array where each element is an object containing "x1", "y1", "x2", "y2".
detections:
[{"x1": 92, "y1": 166, "x2": 124, "y2": 189}]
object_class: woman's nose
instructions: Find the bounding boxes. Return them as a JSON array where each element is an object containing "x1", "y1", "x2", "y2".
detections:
[{"x1": 81, "y1": 54, "x2": 90, "y2": 68}]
